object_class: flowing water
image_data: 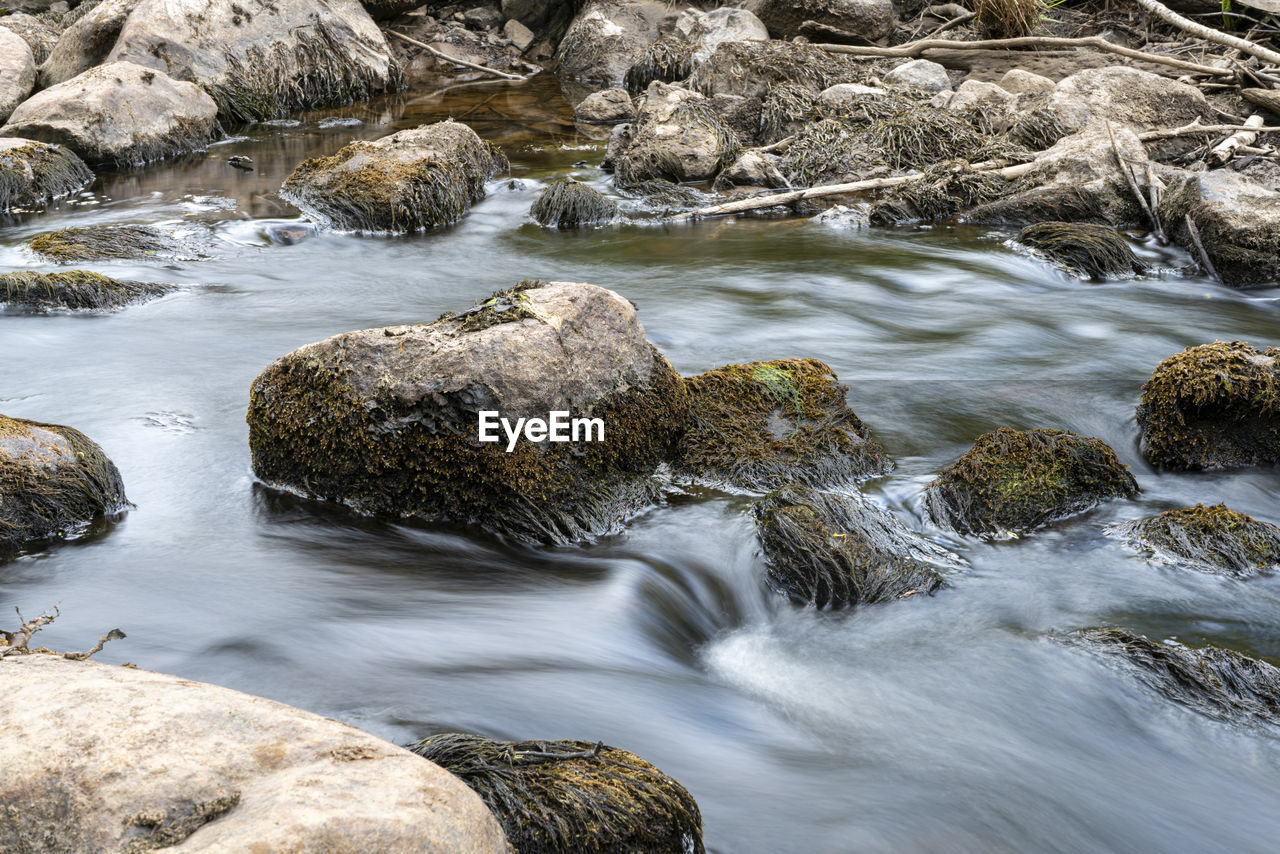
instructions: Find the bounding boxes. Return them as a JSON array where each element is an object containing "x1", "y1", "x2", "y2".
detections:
[{"x1": 3, "y1": 75, "x2": 1280, "y2": 853}]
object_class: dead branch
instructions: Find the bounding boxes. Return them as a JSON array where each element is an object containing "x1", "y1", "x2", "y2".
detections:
[
  {"x1": 0, "y1": 606, "x2": 127, "y2": 661},
  {"x1": 1107, "y1": 122, "x2": 1164, "y2": 240},
  {"x1": 387, "y1": 30, "x2": 531, "y2": 81},
  {"x1": 1137, "y1": 118, "x2": 1280, "y2": 139},
  {"x1": 1211, "y1": 114, "x2": 1267, "y2": 163},
  {"x1": 1184, "y1": 213, "x2": 1220, "y2": 280},
  {"x1": 63, "y1": 629, "x2": 127, "y2": 661},
  {"x1": 1132, "y1": 0, "x2": 1280, "y2": 68}
]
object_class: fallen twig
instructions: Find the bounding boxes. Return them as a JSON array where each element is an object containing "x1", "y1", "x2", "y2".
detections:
[
  {"x1": 1137, "y1": 118, "x2": 1280, "y2": 140},
  {"x1": 1108, "y1": 122, "x2": 1164, "y2": 241},
  {"x1": 1211, "y1": 114, "x2": 1267, "y2": 163},
  {"x1": 387, "y1": 30, "x2": 531, "y2": 81},
  {"x1": 1184, "y1": 213, "x2": 1220, "y2": 281},
  {"x1": 0, "y1": 606, "x2": 127, "y2": 661},
  {"x1": 1133, "y1": 0, "x2": 1280, "y2": 68}
]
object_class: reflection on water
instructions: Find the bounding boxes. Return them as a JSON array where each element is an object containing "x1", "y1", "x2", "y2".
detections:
[{"x1": 2, "y1": 73, "x2": 1280, "y2": 854}]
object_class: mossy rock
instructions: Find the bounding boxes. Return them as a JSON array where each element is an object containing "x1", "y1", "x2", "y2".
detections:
[
  {"x1": 1136, "y1": 341, "x2": 1280, "y2": 470},
  {"x1": 1067, "y1": 628, "x2": 1280, "y2": 729},
  {"x1": 624, "y1": 34, "x2": 694, "y2": 93},
  {"x1": 616, "y1": 179, "x2": 706, "y2": 212},
  {"x1": 687, "y1": 40, "x2": 873, "y2": 100},
  {"x1": 753, "y1": 486, "x2": 951, "y2": 609},
  {"x1": 25, "y1": 225, "x2": 184, "y2": 262},
  {"x1": 1018, "y1": 221, "x2": 1144, "y2": 280},
  {"x1": 407, "y1": 732, "x2": 704, "y2": 854},
  {"x1": 0, "y1": 137, "x2": 93, "y2": 213},
  {"x1": 247, "y1": 281, "x2": 688, "y2": 545},
  {"x1": 531, "y1": 179, "x2": 618, "y2": 229},
  {"x1": 1114, "y1": 503, "x2": 1280, "y2": 576},
  {"x1": 925, "y1": 427, "x2": 1139, "y2": 536},
  {"x1": 280, "y1": 120, "x2": 508, "y2": 233},
  {"x1": 0, "y1": 270, "x2": 174, "y2": 311},
  {"x1": 0, "y1": 414, "x2": 128, "y2": 554},
  {"x1": 674, "y1": 358, "x2": 891, "y2": 493},
  {"x1": 613, "y1": 82, "x2": 741, "y2": 187}
]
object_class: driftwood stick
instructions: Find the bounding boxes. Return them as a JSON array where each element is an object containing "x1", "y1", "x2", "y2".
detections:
[
  {"x1": 63, "y1": 629, "x2": 127, "y2": 661},
  {"x1": 1138, "y1": 118, "x2": 1280, "y2": 139},
  {"x1": 387, "y1": 30, "x2": 530, "y2": 81},
  {"x1": 1132, "y1": 0, "x2": 1280, "y2": 68},
  {"x1": 0, "y1": 607, "x2": 59, "y2": 659},
  {"x1": 1107, "y1": 122, "x2": 1164, "y2": 240},
  {"x1": 1184, "y1": 213, "x2": 1220, "y2": 281},
  {"x1": 1210, "y1": 114, "x2": 1267, "y2": 163}
]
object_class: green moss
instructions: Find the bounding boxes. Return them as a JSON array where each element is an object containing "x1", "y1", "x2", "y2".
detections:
[
  {"x1": 925, "y1": 427, "x2": 1139, "y2": 536},
  {"x1": 1136, "y1": 342, "x2": 1280, "y2": 470},
  {"x1": 103, "y1": 115, "x2": 217, "y2": 168},
  {"x1": 754, "y1": 486, "x2": 949, "y2": 609},
  {"x1": 25, "y1": 225, "x2": 179, "y2": 262},
  {"x1": 0, "y1": 142, "x2": 93, "y2": 213},
  {"x1": 0, "y1": 270, "x2": 174, "y2": 311},
  {"x1": 624, "y1": 36, "x2": 694, "y2": 93},
  {"x1": 1018, "y1": 221, "x2": 1145, "y2": 280},
  {"x1": 408, "y1": 733, "x2": 703, "y2": 854},
  {"x1": 1007, "y1": 107, "x2": 1069, "y2": 152},
  {"x1": 1116, "y1": 503, "x2": 1280, "y2": 575},
  {"x1": 531, "y1": 178, "x2": 618, "y2": 229},
  {"x1": 674, "y1": 358, "x2": 891, "y2": 492}
]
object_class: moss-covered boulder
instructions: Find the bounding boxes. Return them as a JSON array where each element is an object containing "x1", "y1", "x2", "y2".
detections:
[
  {"x1": 25, "y1": 224, "x2": 185, "y2": 262},
  {"x1": 556, "y1": 0, "x2": 667, "y2": 85},
  {"x1": 0, "y1": 415, "x2": 128, "y2": 554},
  {"x1": 1114, "y1": 503, "x2": 1280, "y2": 576},
  {"x1": 1018, "y1": 221, "x2": 1144, "y2": 280},
  {"x1": 408, "y1": 732, "x2": 704, "y2": 854},
  {"x1": 686, "y1": 40, "x2": 868, "y2": 100},
  {"x1": 0, "y1": 137, "x2": 92, "y2": 213},
  {"x1": 248, "y1": 280, "x2": 687, "y2": 545},
  {"x1": 674, "y1": 358, "x2": 891, "y2": 492},
  {"x1": 753, "y1": 486, "x2": 950, "y2": 609},
  {"x1": 531, "y1": 178, "x2": 618, "y2": 228},
  {"x1": 1067, "y1": 628, "x2": 1280, "y2": 729},
  {"x1": 1159, "y1": 168, "x2": 1280, "y2": 288},
  {"x1": 280, "y1": 120, "x2": 508, "y2": 233},
  {"x1": 612, "y1": 82, "x2": 741, "y2": 187},
  {"x1": 0, "y1": 270, "x2": 174, "y2": 312},
  {"x1": 925, "y1": 427, "x2": 1139, "y2": 536},
  {"x1": 1136, "y1": 342, "x2": 1280, "y2": 470}
]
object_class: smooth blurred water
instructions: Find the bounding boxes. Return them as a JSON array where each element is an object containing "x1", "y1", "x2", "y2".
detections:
[{"x1": 2, "y1": 74, "x2": 1279, "y2": 854}]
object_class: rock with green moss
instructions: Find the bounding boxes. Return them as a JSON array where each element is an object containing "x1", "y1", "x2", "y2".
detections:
[
  {"x1": 0, "y1": 270, "x2": 174, "y2": 311},
  {"x1": 1158, "y1": 168, "x2": 1280, "y2": 288},
  {"x1": 248, "y1": 280, "x2": 687, "y2": 545},
  {"x1": 1066, "y1": 628, "x2": 1280, "y2": 729},
  {"x1": 280, "y1": 120, "x2": 508, "y2": 233},
  {"x1": 1, "y1": 62, "x2": 217, "y2": 166},
  {"x1": 1136, "y1": 341, "x2": 1279, "y2": 470},
  {"x1": 925, "y1": 427, "x2": 1139, "y2": 536},
  {"x1": 753, "y1": 486, "x2": 951, "y2": 609},
  {"x1": 0, "y1": 414, "x2": 128, "y2": 554},
  {"x1": 556, "y1": 0, "x2": 667, "y2": 85},
  {"x1": 1114, "y1": 503, "x2": 1280, "y2": 576},
  {"x1": 25, "y1": 224, "x2": 187, "y2": 262},
  {"x1": 37, "y1": 0, "x2": 140, "y2": 88},
  {"x1": 408, "y1": 732, "x2": 704, "y2": 854},
  {"x1": 1018, "y1": 221, "x2": 1145, "y2": 280},
  {"x1": 0, "y1": 137, "x2": 92, "y2": 213},
  {"x1": 531, "y1": 178, "x2": 618, "y2": 228},
  {"x1": 0, "y1": 28, "x2": 36, "y2": 125},
  {"x1": 103, "y1": 0, "x2": 399, "y2": 123},
  {"x1": 674, "y1": 358, "x2": 891, "y2": 492},
  {"x1": 613, "y1": 82, "x2": 741, "y2": 186}
]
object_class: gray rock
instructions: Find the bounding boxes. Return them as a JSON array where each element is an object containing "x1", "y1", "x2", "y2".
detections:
[
  {"x1": 2, "y1": 62, "x2": 218, "y2": 166},
  {"x1": 1160, "y1": 167, "x2": 1280, "y2": 287},
  {"x1": 0, "y1": 29, "x2": 35, "y2": 125},
  {"x1": 673, "y1": 7, "x2": 769, "y2": 65},
  {"x1": 1048, "y1": 65, "x2": 1212, "y2": 134},
  {"x1": 463, "y1": 5, "x2": 503, "y2": 29},
  {"x1": 818, "y1": 82, "x2": 888, "y2": 109},
  {"x1": 575, "y1": 87, "x2": 636, "y2": 123},
  {"x1": 603, "y1": 121, "x2": 633, "y2": 171},
  {"x1": 0, "y1": 655, "x2": 510, "y2": 853},
  {"x1": 39, "y1": 0, "x2": 140, "y2": 89},
  {"x1": 749, "y1": 0, "x2": 896, "y2": 41},
  {"x1": 503, "y1": 17, "x2": 535, "y2": 51},
  {"x1": 884, "y1": 58, "x2": 951, "y2": 93},
  {"x1": 713, "y1": 150, "x2": 787, "y2": 190},
  {"x1": 944, "y1": 79, "x2": 1015, "y2": 112},
  {"x1": 999, "y1": 68, "x2": 1055, "y2": 94},
  {"x1": 613, "y1": 81, "x2": 741, "y2": 184},
  {"x1": 502, "y1": 0, "x2": 551, "y2": 27},
  {"x1": 556, "y1": 0, "x2": 668, "y2": 84},
  {"x1": 0, "y1": 12, "x2": 60, "y2": 64},
  {"x1": 0, "y1": 137, "x2": 93, "y2": 212}
]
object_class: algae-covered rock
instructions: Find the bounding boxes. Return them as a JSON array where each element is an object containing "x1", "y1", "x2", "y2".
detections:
[
  {"x1": 531, "y1": 178, "x2": 618, "y2": 228},
  {"x1": 0, "y1": 656, "x2": 509, "y2": 853},
  {"x1": 613, "y1": 82, "x2": 741, "y2": 186},
  {"x1": 1018, "y1": 221, "x2": 1144, "y2": 280},
  {"x1": 25, "y1": 224, "x2": 185, "y2": 262},
  {"x1": 750, "y1": 0, "x2": 896, "y2": 41},
  {"x1": 1135, "y1": 342, "x2": 1279, "y2": 470},
  {"x1": 247, "y1": 280, "x2": 687, "y2": 545},
  {"x1": 687, "y1": 40, "x2": 869, "y2": 100},
  {"x1": 0, "y1": 414, "x2": 127, "y2": 553},
  {"x1": 925, "y1": 427, "x2": 1139, "y2": 536},
  {"x1": 753, "y1": 486, "x2": 950, "y2": 609},
  {"x1": 0, "y1": 137, "x2": 93, "y2": 213},
  {"x1": 624, "y1": 35, "x2": 696, "y2": 93},
  {"x1": 556, "y1": 0, "x2": 667, "y2": 85},
  {"x1": 1067, "y1": 628, "x2": 1280, "y2": 729},
  {"x1": 0, "y1": 28, "x2": 36, "y2": 125},
  {"x1": 1114, "y1": 503, "x2": 1280, "y2": 576},
  {"x1": 280, "y1": 120, "x2": 507, "y2": 233},
  {"x1": 0, "y1": 270, "x2": 174, "y2": 311},
  {"x1": 1159, "y1": 168, "x2": 1280, "y2": 288},
  {"x1": 1, "y1": 61, "x2": 218, "y2": 166},
  {"x1": 408, "y1": 732, "x2": 704, "y2": 854},
  {"x1": 674, "y1": 358, "x2": 891, "y2": 493}
]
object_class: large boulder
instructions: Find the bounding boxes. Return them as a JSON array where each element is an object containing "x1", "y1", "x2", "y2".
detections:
[
  {"x1": 1047, "y1": 66, "x2": 1213, "y2": 134},
  {"x1": 753, "y1": 486, "x2": 951, "y2": 609},
  {"x1": 556, "y1": 0, "x2": 668, "y2": 85},
  {"x1": 925, "y1": 427, "x2": 1139, "y2": 536},
  {"x1": 1, "y1": 62, "x2": 218, "y2": 166},
  {"x1": 410, "y1": 732, "x2": 704, "y2": 854},
  {"x1": 673, "y1": 7, "x2": 769, "y2": 65},
  {"x1": 673, "y1": 358, "x2": 891, "y2": 492},
  {"x1": 1136, "y1": 341, "x2": 1279, "y2": 470},
  {"x1": 0, "y1": 28, "x2": 36, "y2": 125},
  {"x1": 0, "y1": 656, "x2": 509, "y2": 853},
  {"x1": 0, "y1": 12, "x2": 60, "y2": 64},
  {"x1": 612, "y1": 82, "x2": 741, "y2": 186},
  {"x1": 0, "y1": 270, "x2": 174, "y2": 312},
  {"x1": 749, "y1": 0, "x2": 896, "y2": 41},
  {"x1": 1114, "y1": 503, "x2": 1280, "y2": 576},
  {"x1": 105, "y1": 0, "x2": 400, "y2": 122},
  {"x1": 280, "y1": 120, "x2": 508, "y2": 233},
  {"x1": 247, "y1": 280, "x2": 688, "y2": 545},
  {"x1": 1159, "y1": 168, "x2": 1280, "y2": 288},
  {"x1": 688, "y1": 40, "x2": 868, "y2": 100},
  {"x1": 38, "y1": 0, "x2": 140, "y2": 89},
  {"x1": 0, "y1": 137, "x2": 92, "y2": 213},
  {"x1": 0, "y1": 414, "x2": 127, "y2": 554}
]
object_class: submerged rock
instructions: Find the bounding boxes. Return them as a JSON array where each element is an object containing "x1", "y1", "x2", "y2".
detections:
[
  {"x1": 0, "y1": 414, "x2": 127, "y2": 553},
  {"x1": 1067, "y1": 628, "x2": 1280, "y2": 729},
  {"x1": 0, "y1": 28, "x2": 36, "y2": 125},
  {"x1": 0, "y1": 270, "x2": 174, "y2": 311},
  {"x1": 1136, "y1": 341, "x2": 1279, "y2": 470},
  {"x1": 1114, "y1": 503, "x2": 1280, "y2": 576},
  {"x1": 1159, "y1": 168, "x2": 1280, "y2": 288},
  {"x1": 1018, "y1": 221, "x2": 1144, "y2": 280},
  {"x1": 408, "y1": 732, "x2": 704, "y2": 854},
  {"x1": 280, "y1": 120, "x2": 508, "y2": 233},
  {"x1": 754, "y1": 486, "x2": 950, "y2": 609},
  {"x1": 1, "y1": 62, "x2": 218, "y2": 166},
  {"x1": 531, "y1": 178, "x2": 618, "y2": 228},
  {"x1": 25, "y1": 224, "x2": 185, "y2": 262},
  {"x1": 613, "y1": 82, "x2": 741, "y2": 186},
  {"x1": 925, "y1": 427, "x2": 1139, "y2": 536},
  {"x1": 674, "y1": 358, "x2": 891, "y2": 492},
  {"x1": 0, "y1": 656, "x2": 509, "y2": 853},
  {"x1": 751, "y1": 0, "x2": 896, "y2": 41},
  {"x1": 556, "y1": 0, "x2": 667, "y2": 85},
  {"x1": 0, "y1": 137, "x2": 93, "y2": 213},
  {"x1": 247, "y1": 281, "x2": 687, "y2": 545}
]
